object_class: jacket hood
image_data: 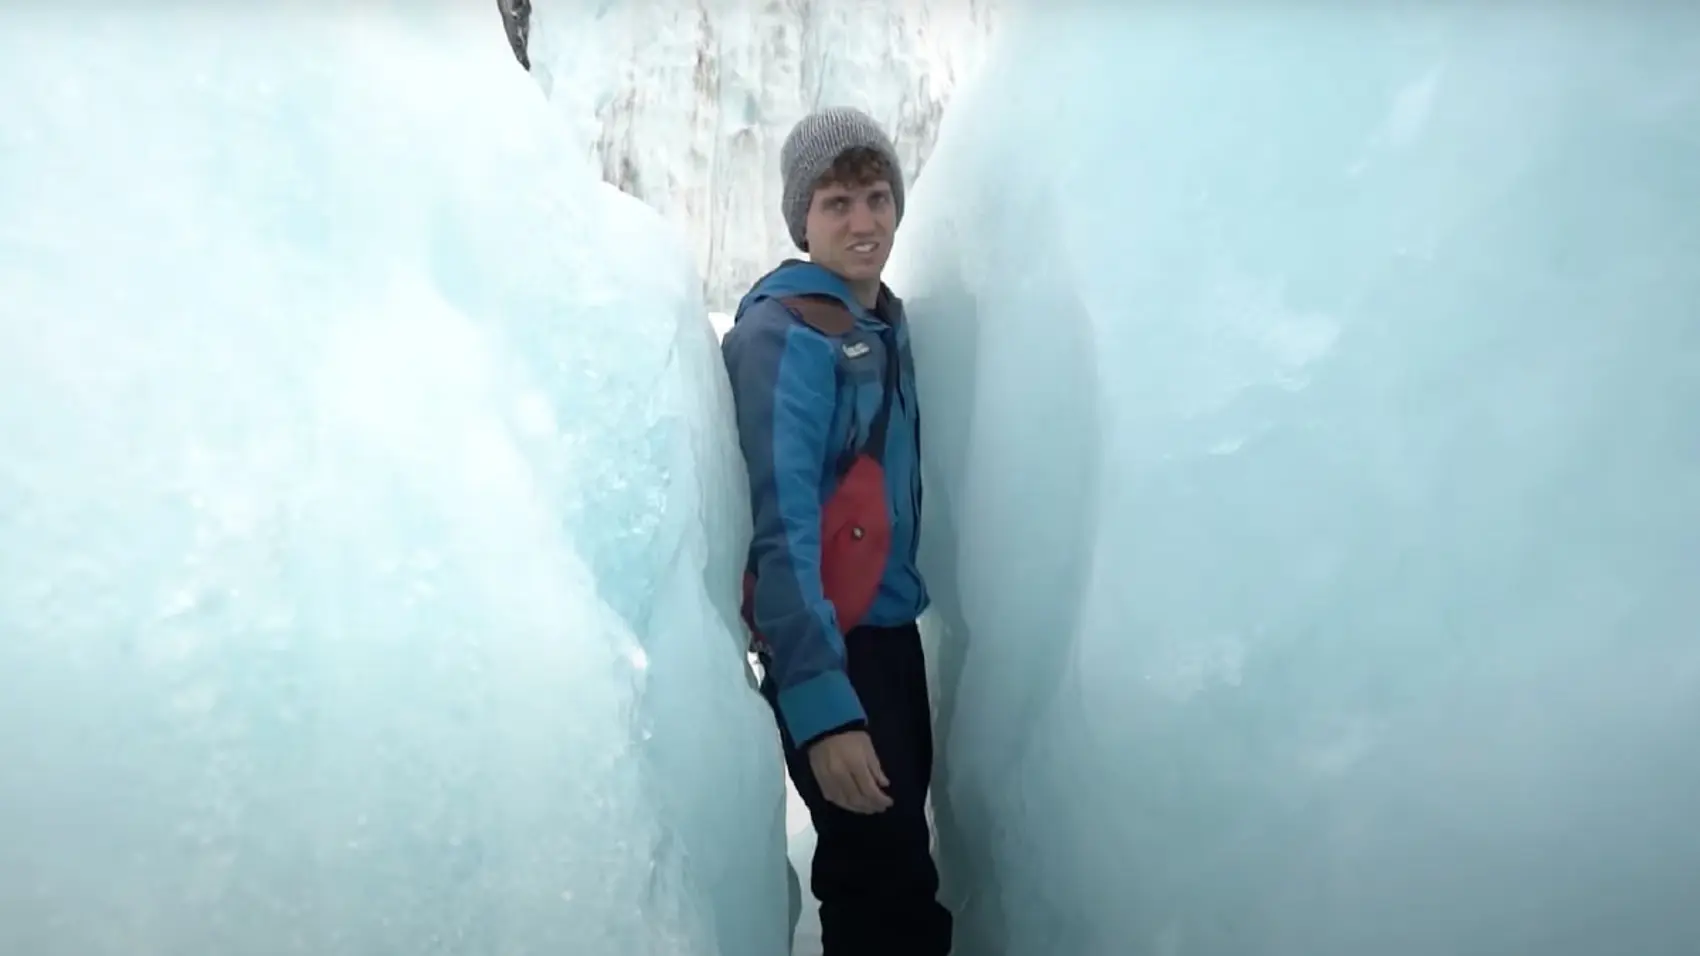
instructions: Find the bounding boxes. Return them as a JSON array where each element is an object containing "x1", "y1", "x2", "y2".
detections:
[{"x1": 733, "y1": 259, "x2": 893, "y2": 326}]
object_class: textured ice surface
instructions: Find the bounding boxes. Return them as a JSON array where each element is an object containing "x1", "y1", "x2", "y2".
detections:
[
  {"x1": 0, "y1": 7, "x2": 784, "y2": 956},
  {"x1": 890, "y1": 5, "x2": 1700, "y2": 955},
  {"x1": 526, "y1": 0, "x2": 997, "y2": 311}
]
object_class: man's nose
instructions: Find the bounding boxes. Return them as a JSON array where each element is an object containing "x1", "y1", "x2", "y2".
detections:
[{"x1": 847, "y1": 200, "x2": 877, "y2": 234}]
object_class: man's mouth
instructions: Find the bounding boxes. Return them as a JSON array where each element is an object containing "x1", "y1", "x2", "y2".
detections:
[{"x1": 849, "y1": 241, "x2": 878, "y2": 254}]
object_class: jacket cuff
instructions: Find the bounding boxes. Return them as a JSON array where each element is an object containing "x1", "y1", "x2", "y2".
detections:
[{"x1": 778, "y1": 668, "x2": 866, "y2": 749}]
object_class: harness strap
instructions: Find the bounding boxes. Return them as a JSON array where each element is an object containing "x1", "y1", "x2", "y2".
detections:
[{"x1": 779, "y1": 295, "x2": 899, "y2": 477}]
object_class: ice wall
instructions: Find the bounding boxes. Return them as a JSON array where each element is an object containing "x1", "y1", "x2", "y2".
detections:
[
  {"x1": 0, "y1": 8, "x2": 785, "y2": 956},
  {"x1": 890, "y1": 5, "x2": 1700, "y2": 955}
]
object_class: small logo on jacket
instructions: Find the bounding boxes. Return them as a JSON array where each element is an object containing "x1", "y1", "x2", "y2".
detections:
[{"x1": 842, "y1": 342, "x2": 871, "y2": 359}]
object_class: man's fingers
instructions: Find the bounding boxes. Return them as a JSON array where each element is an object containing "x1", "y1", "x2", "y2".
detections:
[
  {"x1": 852, "y1": 760, "x2": 894, "y2": 812},
  {"x1": 822, "y1": 767, "x2": 868, "y2": 814},
  {"x1": 858, "y1": 746, "x2": 893, "y2": 809},
  {"x1": 808, "y1": 733, "x2": 894, "y2": 814},
  {"x1": 822, "y1": 765, "x2": 878, "y2": 814},
  {"x1": 869, "y1": 753, "x2": 891, "y2": 790},
  {"x1": 837, "y1": 768, "x2": 876, "y2": 814}
]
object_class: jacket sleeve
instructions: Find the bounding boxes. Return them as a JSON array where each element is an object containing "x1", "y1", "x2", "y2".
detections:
[{"x1": 722, "y1": 304, "x2": 867, "y2": 747}]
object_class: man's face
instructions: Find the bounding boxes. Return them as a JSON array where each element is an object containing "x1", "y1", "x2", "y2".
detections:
[{"x1": 804, "y1": 179, "x2": 896, "y2": 284}]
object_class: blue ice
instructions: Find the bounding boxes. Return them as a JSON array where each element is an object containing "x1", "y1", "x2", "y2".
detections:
[
  {"x1": 0, "y1": 7, "x2": 785, "y2": 955},
  {"x1": 889, "y1": 4, "x2": 1700, "y2": 955}
]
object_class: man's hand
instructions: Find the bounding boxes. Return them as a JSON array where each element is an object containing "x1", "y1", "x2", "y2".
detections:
[{"x1": 807, "y1": 729, "x2": 893, "y2": 814}]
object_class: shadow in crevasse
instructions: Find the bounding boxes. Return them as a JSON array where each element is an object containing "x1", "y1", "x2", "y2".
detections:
[{"x1": 908, "y1": 183, "x2": 1104, "y2": 956}]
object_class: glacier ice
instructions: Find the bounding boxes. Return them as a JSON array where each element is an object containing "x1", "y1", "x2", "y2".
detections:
[
  {"x1": 0, "y1": 7, "x2": 785, "y2": 956},
  {"x1": 525, "y1": 0, "x2": 997, "y2": 312},
  {"x1": 889, "y1": 5, "x2": 1700, "y2": 955}
]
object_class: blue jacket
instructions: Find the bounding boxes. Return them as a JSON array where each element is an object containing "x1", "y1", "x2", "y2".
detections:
[{"x1": 721, "y1": 260, "x2": 928, "y2": 746}]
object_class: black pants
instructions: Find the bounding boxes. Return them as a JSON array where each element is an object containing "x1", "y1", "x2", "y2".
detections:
[{"x1": 761, "y1": 622, "x2": 954, "y2": 956}]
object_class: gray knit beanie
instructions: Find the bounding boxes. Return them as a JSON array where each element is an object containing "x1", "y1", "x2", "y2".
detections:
[{"x1": 780, "y1": 107, "x2": 905, "y2": 251}]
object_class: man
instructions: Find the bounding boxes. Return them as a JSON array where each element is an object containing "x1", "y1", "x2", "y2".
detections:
[{"x1": 721, "y1": 106, "x2": 952, "y2": 956}]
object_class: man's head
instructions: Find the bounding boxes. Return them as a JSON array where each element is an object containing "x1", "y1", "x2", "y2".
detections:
[{"x1": 780, "y1": 107, "x2": 905, "y2": 284}]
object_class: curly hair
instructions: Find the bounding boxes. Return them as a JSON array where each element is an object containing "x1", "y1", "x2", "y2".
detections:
[{"x1": 815, "y1": 146, "x2": 896, "y2": 192}]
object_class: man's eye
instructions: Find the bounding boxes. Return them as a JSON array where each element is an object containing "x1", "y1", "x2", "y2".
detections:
[{"x1": 869, "y1": 193, "x2": 888, "y2": 207}]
